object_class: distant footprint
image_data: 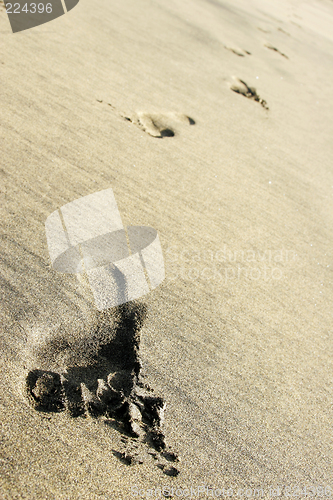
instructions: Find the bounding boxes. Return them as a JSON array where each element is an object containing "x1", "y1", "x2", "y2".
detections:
[
  {"x1": 230, "y1": 77, "x2": 269, "y2": 110},
  {"x1": 224, "y1": 46, "x2": 251, "y2": 57},
  {"x1": 257, "y1": 27, "x2": 271, "y2": 33},
  {"x1": 96, "y1": 101, "x2": 195, "y2": 139},
  {"x1": 277, "y1": 27, "x2": 291, "y2": 36},
  {"x1": 126, "y1": 112, "x2": 195, "y2": 138},
  {"x1": 265, "y1": 43, "x2": 289, "y2": 59}
]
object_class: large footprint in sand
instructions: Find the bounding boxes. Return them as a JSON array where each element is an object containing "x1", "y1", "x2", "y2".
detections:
[
  {"x1": 125, "y1": 111, "x2": 195, "y2": 138},
  {"x1": 25, "y1": 301, "x2": 180, "y2": 474}
]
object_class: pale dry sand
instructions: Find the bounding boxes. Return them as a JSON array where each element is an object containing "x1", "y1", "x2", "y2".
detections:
[{"x1": 1, "y1": 0, "x2": 333, "y2": 498}]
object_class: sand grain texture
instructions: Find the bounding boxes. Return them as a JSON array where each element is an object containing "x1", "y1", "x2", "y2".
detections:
[{"x1": 0, "y1": 0, "x2": 333, "y2": 497}]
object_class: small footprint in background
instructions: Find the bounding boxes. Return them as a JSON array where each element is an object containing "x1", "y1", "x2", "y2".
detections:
[
  {"x1": 278, "y1": 27, "x2": 291, "y2": 36},
  {"x1": 230, "y1": 77, "x2": 269, "y2": 110},
  {"x1": 125, "y1": 112, "x2": 195, "y2": 138},
  {"x1": 224, "y1": 46, "x2": 251, "y2": 57},
  {"x1": 257, "y1": 27, "x2": 271, "y2": 33},
  {"x1": 96, "y1": 102, "x2": 195, "y2": 139},
  {"x1": 265, "y1": 43, "x2": 289, "y2": 59}
]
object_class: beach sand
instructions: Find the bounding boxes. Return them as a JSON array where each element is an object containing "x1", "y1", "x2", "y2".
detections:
[{"x1": 1, "y1": 0, "x2": 333, "y2": 497}]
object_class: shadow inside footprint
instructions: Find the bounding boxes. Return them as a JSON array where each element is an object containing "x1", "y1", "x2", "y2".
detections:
[
  {"x1": 26, "y1": 369, "x2": 65, "y2": 412},
  {"x1": 230, "y1": 78, "x2": 269, "y2": 110},
  {"x1": 160, "y1": 128, "x2": 175, "y2": 138}
]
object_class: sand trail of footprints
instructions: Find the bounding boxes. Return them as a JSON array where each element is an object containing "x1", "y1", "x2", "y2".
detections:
[{"x1": 24, "y1": 18, "x2": 292, "y2": 476}]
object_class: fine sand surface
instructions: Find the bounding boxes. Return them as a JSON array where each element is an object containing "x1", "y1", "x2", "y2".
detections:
[{"x1": 1, "y1": 0, "x2": 333, "y2": 497}]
